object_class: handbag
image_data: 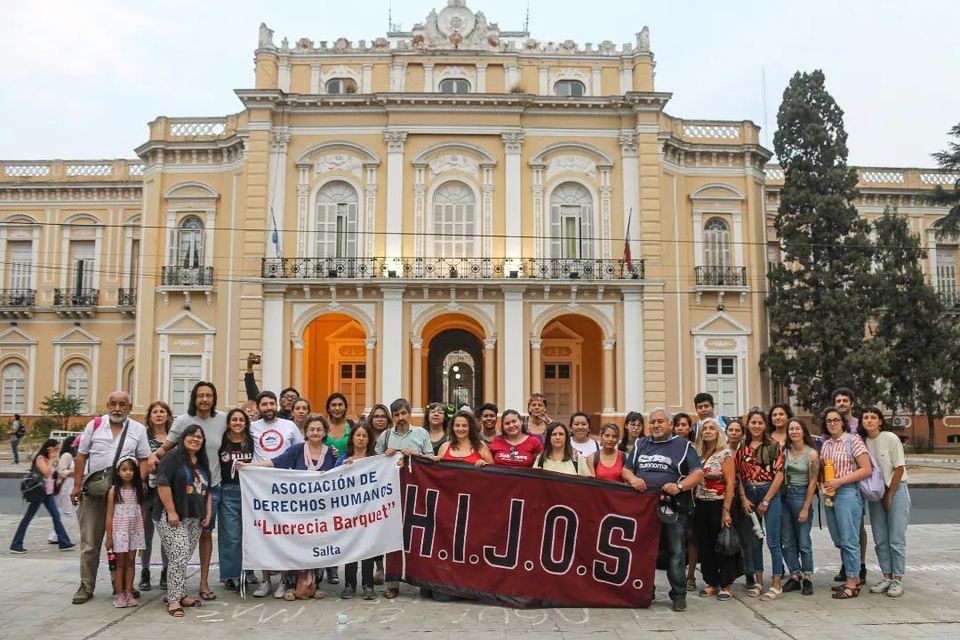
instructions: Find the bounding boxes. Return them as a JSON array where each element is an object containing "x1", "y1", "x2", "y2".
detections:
[
  {"x1": 82, "y1": 418, "x2": 129, "y2": 498},
  {"x1": 716, "y1": 524, "x2": 741, "y2": 556},
  {"x1": 293, "y1": 569, "x2": 317, "y2": 599},
  {"x1": 845, "y1": 435, "x2": 884, "y2": 502},
  {"x1": 20, "y1": 463, "x2": 46, "y2": 503}
]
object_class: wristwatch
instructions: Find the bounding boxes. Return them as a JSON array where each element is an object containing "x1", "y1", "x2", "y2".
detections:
[
  {"x1": 761, "y1": 499, "x2": 770, "y2": 507},
  {"x1": 677, "y1": 481, "x2": 684, "y2": 492}
]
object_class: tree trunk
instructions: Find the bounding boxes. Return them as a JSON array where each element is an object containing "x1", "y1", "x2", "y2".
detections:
[{"x1": 926, "y1": 410, "x2": 937, "y2": 453}]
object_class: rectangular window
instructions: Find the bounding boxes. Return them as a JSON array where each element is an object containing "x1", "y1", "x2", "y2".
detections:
[
  {"x1": 704, "y1": 356, "x2": 738, "y2": 417},
  {"x1": 937, "y1": 246, "x2": 958, "y2": 304},
  {"x1": 7, "y1": 241, "x2": 33, "y2": 291},
  {"x1": 542, "y1": 361, "x2": 574, "y2": 421},
  {"x1": 2, "y1": 371, "x2": 25, "y2": 414},
  {"x1": 337, "y1": 362, "x2": 365, "y2": 417},
  {"x1": 129, "y1": 239, "x2": 141, "y2": 289},
  {"x1": 169, "y1": 355, "x2": 202, "y2": 415},
  {"x1": 69, "y1": 241, "x2": 96, "y2": 291}
]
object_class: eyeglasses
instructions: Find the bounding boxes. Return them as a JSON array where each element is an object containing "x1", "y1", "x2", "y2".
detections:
[
  {"x1": 196, "y1": 393, "x2": 214, "y2": 399},
  {"x1": 281, "y1": 393, "x2": 298, "y2": 400},
  {"x1": 825, "y1": 418, "x2": 843, "y2": 425},
  {"x1": 185, "y1": 433, "x2": 204, "y2": 440}
]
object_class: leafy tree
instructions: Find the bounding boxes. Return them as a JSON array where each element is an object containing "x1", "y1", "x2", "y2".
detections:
[
  {"x1": 870, "y1": 208, "x2": 960, "y2": 451},
  {"x1": 926, "y1": 123, "x2": 960, "y2": 238},
  {"x1": 40, "y1": 391, "x2": 84, "y2": 430},
  {"x1": 761, "y1": 70, "x2": 882, "y2": 412}
]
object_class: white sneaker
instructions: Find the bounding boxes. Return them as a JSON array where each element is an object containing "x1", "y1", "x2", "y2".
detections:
[
  {"x1": 273, "y1": 582, "x2": 287, "y2": 599},
  {"x1": 869, "y1": 578, "x2": 893, "y2": 594},
  {"x1": 253, "y1": 581, "x2": 271, "y2": 598},
  {"x1": 886, "y1": 580, "x2": 905, "y2": 597}
]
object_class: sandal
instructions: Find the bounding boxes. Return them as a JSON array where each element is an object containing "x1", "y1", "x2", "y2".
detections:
[
  {"x1": 384, "y1": 587, "x2": 399, "y2": 599},
  {"x1": 747, "y1": 584, "x2": 764, "y2": 598},
  {"x1": 167, "y1": 605, "x2": 185, "y2": 618},
  {"x1": 180, "y1": 597, "x2": 202, "y2": 608},
  {"x1": 199, "y1": 590, "x2": 217, "y2": 601},
  {"x1": 832, "y1": 585, "x2": 859, "y2": 599},
  {"x1": 699, "y1": 586, "x2": 717, "y2": 597},
  {"x1": 313, "y1": 589, "x2": 327, "y2": 599},
  {"x1": 759, "y1": 586, "x2": 783, "y2": 601},
  {"x1": 717, "y1": 589, "x2": 732, "y2": 601},
  {"x1": 686, "y1": 579, "x2": 697, "y2": 592},
  {"x1": 283, "y1": 590, "x2": 296, "y2": 601}
]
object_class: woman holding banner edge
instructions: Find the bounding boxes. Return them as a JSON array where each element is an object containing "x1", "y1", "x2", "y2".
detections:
[{"x1": 335, "y1": 423, "x2": 380, "y2": 600}]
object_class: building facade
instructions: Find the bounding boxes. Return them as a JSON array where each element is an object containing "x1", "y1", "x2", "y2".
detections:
[{"x1": 1, "y1": 1, "x2": 957, "y2": 441}]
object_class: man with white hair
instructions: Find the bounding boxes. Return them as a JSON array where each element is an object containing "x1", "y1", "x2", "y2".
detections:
[{"x1": 623, "y1": 407, "x2": 703, "y2": 612}]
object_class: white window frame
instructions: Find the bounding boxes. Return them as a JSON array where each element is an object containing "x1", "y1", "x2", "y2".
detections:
[
  {"x1": 703, "y1": 217, "x2": 732, "y2": 270},
  {"x1": 704, "y1": 356, "x2": 737, "y2": 417},
  {"x1": 937, "y1": 245, "x2": 957, "y2": 303},
  {"x1": 6, "y1": 240, "x2": 33, "y2": 292},
  {"x1": 554, "y1": 80, "x2": 586, "y2": 97},
  {"x1": 64, "y1": 362, "x2": 89, "y2": 413},
  {"x1": 429, "y1": 181, "x2": 478, "y2": 259},
  {"x1": 169, "y1": 355, "x2": 202, "y2": 415},
  {"x1": 314, "y1": 181, "x2": 360, "y2": 260},
  {"x1": 325, "y1": 78, "x2": 358, "y2": 94},
  {"x1": 439, "y1": 78, "x2": 471, "y2": 94},
  {"x1": 68, "y1": 240, "x2": 96, "y2": 293},
  {"x1": 1, "y1": 362, "x2": 25, "y2": 413},
  {"x1": 176, "y1": 216, "x2": 204, "y2": 269},
  {"x1": 548, "y1": 182, "x2": 595, "y2": 260}
]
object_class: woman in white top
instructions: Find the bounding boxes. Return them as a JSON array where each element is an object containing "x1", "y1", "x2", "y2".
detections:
[
  {"x1": 859, "y1": 406, "x2": 909, "y2": 598},
  {"x1": 49, "y1": 435, "x2": 79, "y2": 543},
  {"x1": 569, "y1": 412, "x2": 600, "y2": 459},
  {"x1": 535, "y1": 422, "x2": 592, "y2": 477}
]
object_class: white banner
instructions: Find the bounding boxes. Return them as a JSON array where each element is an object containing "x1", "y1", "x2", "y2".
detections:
[{"x1": 239, "y1": 455, "x2": 403, "y2": 570}]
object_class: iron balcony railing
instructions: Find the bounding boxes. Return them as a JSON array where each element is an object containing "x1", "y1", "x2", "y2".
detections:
[
  {"x1": 161, "y1": 266, "x2": 214, "y2": 287},
  {"x1": 117, "y1": 288, "x2": 137, "y2": 307},
  {"x1": 694, "y1": 266, "x2": 748, "y2": 287},
  {"x1": 261, "y1": 257, "x2": 645, "y2": 281},
  {"x1": 940, "y1": 289, "x2": 960, "y2": 308},
  {"x1": 53, "y1": 288, "x2": 99, "y2": 307},
  {"x1": 0, "y1": 289, "x2": 36, "y2": 307}
]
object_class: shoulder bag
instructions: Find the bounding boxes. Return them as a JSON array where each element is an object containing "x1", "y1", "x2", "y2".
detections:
[
  {"x1": 845, "y1": 435, "x2": 884, "y2": 502},
  {"x1": 20, "y1": 459, "x2": 46, "y2": 503},
  {"x1": 82, "y1": 418, "x2": 130, "y2": 498}
]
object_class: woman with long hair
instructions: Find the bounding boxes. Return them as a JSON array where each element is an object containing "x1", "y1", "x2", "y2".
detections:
[
  {"x1": 588, "y1": 423, "x2": 626, "y2": 483},
  {"x1": 140, "y1": 400, "x2": 172, "y2": 591},
  {"x1": 489, "y1": 410, "x2": 543, "y2": 468},
  {"x1": 780, "y1": 418, "x2": 819, "y2": 596},
  {"x1": 362, "y1": 403, "x2": 391, "y2": 585},
  {"x1": 619, "y1": 411, "x2": 645, "y2": 454},
  {"x1": 767, "y1": 404, "x2": 793, "y2": 447},
  {"x1": 819, "y1": 408, "x2": 872, "y2": 600},
  {"x1": 535, "y1": 422, "x2": 592, "y2": 477},
  {"x1": 291, "y1": 398, "x2": 311, "y2": 435},
  {"x1": 217, "y1": 408, "x2": 253, "y2": 592},
  {"x1": 436, "y1": 410, "x2": 493, "y2": 466},
  {"x1": 424, "y1": 402, "x2": 448, "y2": 455},
  {"x1": 569, "y1": 412, "x2": 600, "y2": 458},
  {"x1": 736, "y1": 409, "x2": 785, "y2": 600},
  {"x1": 674, "y1": 410, "x2": 699, "y2": 591},
  {"x1": 694, "y1": 419, "x2": 737, "y2": 601},
  {"x1": 325, "y1": 393, "x2": 354, "y2": 460},
  {"x1": 859, "y1": 406, "x2": 909, "y2": 598},
  {"x1": 336, "y1": 423, "x2": 380, "y2": 600},
  {"x1": 10, "y1": 438, "x2": 74, "y2": 553},
  {"x1": 49, "y1": 435, "x2": 79, "y2": 545},
  {"x1": 156, "y1": 424, "x2": 211, "y2": 617}
]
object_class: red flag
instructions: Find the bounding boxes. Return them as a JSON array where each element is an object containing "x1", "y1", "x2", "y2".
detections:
[{"x1": 623, "y1": 209, "x2": 633, "y2": 271}]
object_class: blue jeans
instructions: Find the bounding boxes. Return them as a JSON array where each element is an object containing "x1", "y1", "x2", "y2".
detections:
[
  {"x1": 217, "y1": 484, "x2": 243, "y2": 582},
  {"x1": 743, "y1": 483, "x2": 783, "y2": 578},
  {"x1": 868, "y1": 483, "x2": 910, "y2": 577},
  {"x1": 10, "y1": 438, "x2": 19, "y2": 464},
  {"x1": 780, "y1": 486, "x2": 814, "y2": 576},
  {"x1": 11, "y1": 493, "x2": 72, "y2": 550},
  {"x1": 825, "y1": 485, "x2": 863, "y2": 578},
  {"x1": 662, "y1": 513, "x2": 689, "y2": 600}
]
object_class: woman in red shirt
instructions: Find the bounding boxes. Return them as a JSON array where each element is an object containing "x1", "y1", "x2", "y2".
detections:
[
  {"x1": 589, "y1": 423, "x2": 626, "y2": 482},
  {"x1": 436, "y1": 411, "x2": 493, "y2": 467},
  {"x1": 489, "y1": 410, "x2": 543, "y2": 468}
]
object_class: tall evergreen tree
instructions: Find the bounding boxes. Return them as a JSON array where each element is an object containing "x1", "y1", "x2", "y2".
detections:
[
  {"x1": 761, "y1": 70, "x2": 880, "y2": 412},
  {"x1": 870, "y1": 208, "x2": 960, "y2": 451},
  {"x1": 926, "y1": 123, "x2": 960, "y2": 238}
]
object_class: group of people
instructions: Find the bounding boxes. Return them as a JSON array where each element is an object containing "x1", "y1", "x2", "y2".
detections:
[{"x1": 8, "y1": 369, "x2": 910, "y2": 615}]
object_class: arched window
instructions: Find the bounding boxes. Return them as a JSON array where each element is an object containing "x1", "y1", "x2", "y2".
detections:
[
  {"x1": 1, "y1": 363, "x2": 25, "y2": 413},
  {"x1": 439, "y1": 78, "x2": 471, "y2": 94},
  {"x1": 432, "y1": 181, "x2": 477, "y2": 258},
  {"x1": 65, "y1": 363, "x2": 89, "y2": 412},
  {"x1": 176, "y1": 216, "x2": 204, "y2": 268},
  {"x1": 326, "y1": 78, "x2": 357, "y2": 94},
  {"x1": 554, "y1": 80, "x2": 586, "y2": 97},
  {"x1": 315, "y1": 181, "x2": 359, "y2": 260},
  {"x1": 549, "y1": 182, "x2": 594, "y2": 260},
  {"x1": 703, "y1": 217, "x2": 732, "y2": 270}
]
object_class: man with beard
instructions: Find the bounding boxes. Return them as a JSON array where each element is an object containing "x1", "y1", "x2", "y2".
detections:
[{"x1": 70, "y1": 392, "x2": 150, "y2": 604}]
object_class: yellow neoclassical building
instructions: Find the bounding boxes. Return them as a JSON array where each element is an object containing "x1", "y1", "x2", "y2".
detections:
[{"x1": 0, "y1": 1, "x2": 957, "y2": 438}]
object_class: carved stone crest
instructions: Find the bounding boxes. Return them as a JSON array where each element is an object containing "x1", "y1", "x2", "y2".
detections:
[
  {"x1": 546, "y1": 155, "x2": 597, "y2": 180},
  {"x1": 429, "y1": 154, "x2": 480, "y2": 179},
  {"x1": 315, "y1": 154, "x2": 363, "y2": 178}
]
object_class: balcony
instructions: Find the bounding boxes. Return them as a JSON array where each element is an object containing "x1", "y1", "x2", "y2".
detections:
[
  {"x1": 940, "y1": 289, "x2": 960, "y2": 311},
  {"x1": 694, "y1": 266, "x2": 748, "y2": 305},
  {"x1": 261, "y1": 257, "x2": 644, "y2": 282},
  {"x1": 0, "y1": 289, "x2": 36, "y2": 318},
  {"x1": 117, "y1": 288, "x2": 136, "y2": 315},
  {"x1": 53, "y1": 288, "x2": 99, "y2": 317},
  {"x1": 159, "y1": 266, "x2": 214, "y2": 305}
]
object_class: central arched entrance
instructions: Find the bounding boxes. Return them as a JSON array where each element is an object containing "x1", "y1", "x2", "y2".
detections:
[
  {"x1": 427, "y1": 329, "x2": 483, "y2": 408},
  {"x1": 302, "y1": 313, "x2": 367, "y2": 419}
]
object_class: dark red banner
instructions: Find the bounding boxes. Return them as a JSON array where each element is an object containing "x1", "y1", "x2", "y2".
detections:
[{"x1": 387, "y1": 457, "x2": 661, "y2": 608}]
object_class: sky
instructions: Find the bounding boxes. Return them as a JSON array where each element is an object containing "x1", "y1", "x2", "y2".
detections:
[{"x1": 1, "y1": 0, "x2": 957, "y2": 167}]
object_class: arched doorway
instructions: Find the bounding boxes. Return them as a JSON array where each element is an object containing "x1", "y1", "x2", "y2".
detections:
[
  {"x1": 539, "y1": 314, "x2": 604, "y2": 425},
  {"x1": 302, "y1": 313, "x2": 367, "y2": 419},
  {"x1": 427, "y1": 329, "x2": 483, "y2": 408}
]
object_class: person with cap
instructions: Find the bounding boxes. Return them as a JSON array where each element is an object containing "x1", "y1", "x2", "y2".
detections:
[{"x1": 623, "y1": 407, "x2": 703, "y2": 612}]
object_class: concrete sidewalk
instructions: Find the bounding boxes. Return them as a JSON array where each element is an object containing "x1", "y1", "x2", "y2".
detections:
[{"x1": 1, "y1": 513, "x2": 960, "y2": 639}]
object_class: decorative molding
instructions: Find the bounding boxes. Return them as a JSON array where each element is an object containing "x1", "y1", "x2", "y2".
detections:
[
  {"x1": 548, "y1": 67, "x2": 590, "y2": 94},
  {"x1": 429, "y1": 154, "x2": 480, "y2": 179},
  {"x1": 545, "y1": 155, "x2": 597, "y2": 180},
  {"x1": 384, "y1": 131, "x2": 408, "y2": 153},
  {"x1": 434, "y1": 65, "x2": 477, "y2": 92},
  {"x1": 315, "y1": 153, "x2": 363, "y2": 178},
  {"x1": 501, "y1": 132, "x2": 524, "y2": 154}
]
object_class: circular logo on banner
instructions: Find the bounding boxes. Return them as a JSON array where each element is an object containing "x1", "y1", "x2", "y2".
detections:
[{"x1": 259, "y1": 429, "x2": 285, "y2": 454}]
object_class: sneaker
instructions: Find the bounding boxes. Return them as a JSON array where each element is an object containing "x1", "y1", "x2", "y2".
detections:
[
  {"x1": 253, "y1": 581, "x2": 271, "y2": 598},
  {"x1": 671, "y1": 597, "x2": 687, "y2": 612},
  {"x1": 339, "y1": 585, "x2": 356, "y2": 599},
  {"x1": 125, "y1": 591, "x2": 138, "y2": 607},
  {"x1": 273, "y1": 582, "x2": 287, "y2": 599},
  {"x1": 886, "y1": 580, "x2": 905, "y2": 598},
  {"x1": 326, "y1": 567, "x2": 340, "y2": 585},
  {"x1": 869, "y1": 578, "x2": 893, "y2": 594},
  {"x1": 8, "y1": 548, "x2": 26, "y2": 554},
  {"x1": 138, "y1": 569, "x2": 152, "y2": 591},
  {"x1": 245, "y1": 572, "x2": 260, "y2": 585},
  {"x1": 72, "y1": 586, "x2": 93, "y2": 604},
  {"x1": 782, "y1": 577, "x2": 801, "y2": 592},
  {"x1": 59, "y1": 543, "x2": 76, "y2": 551},
  {"x1": 833, "y1": 567, "x2": 846, "y2": 582},
  {"x1": 801, "y1": 578, "x2": 814, "y2": 596},
  {"x1": 223, "y1": 579, "x2": 239, "y2": 592},
  {"x1": 114, "y1": 593, "x2": 128, "y2": 608},
  {"x1": 362, "y1": 586, "x2": 376, "y2": 600}
]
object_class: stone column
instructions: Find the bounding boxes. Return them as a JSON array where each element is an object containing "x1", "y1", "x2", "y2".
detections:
[
  {"x1": 292, "y1": 338, "x2": 304, "y2": 393},
  {"x1": 599, "y1": 166, "x2": 613, "y2": 261},
  {"x1": 483, "y1": 336, "x2": 496, "y2": 405},
  {"x1": 476, "y1": 63, "x2": 487, "y2": 92},
  {"x1": 380, "y1": 286, "x2": 404, "y2": 402},
  {"x1": 423, "y1": 64, "x2": 435, "y2": 92},
  {"x1": 502, "y1": 132, "x2": 524, "y2": 260},
  {"x1": 503, "y1": 286, "x2": 526, "y2": 410},
  {"x1": 261, "y1": 288, "x2": 285, "y2": 393},
  {"x1": 602, "y1": 338, "x2": 616, "y2": 413},
  {"x1": 411, "y1": 337, "x2": 423, "y2": 414},
  {"x1": 481, "y1": 164, "x2": 495, "y2": 261},
  {"x1": 619, "y1": 133, "x2": 640, "y2": 265},
  {"x1": 296, "y1": 164, "x2": 309, "y2": 257},
  {"x1": 413, "y1": 163, "x2": 426, "y2": 260},
  {"x1": 267, "y1": 129, "x2": 290, "y2": 258},
  {"x1": 623, "y1": 291, "x2": 644, "y2": 410},
  {"x1": 365, "y1": 338, "x2": 376, "y2": 413},
  {"x1": 531, "y1": 162, "x2": 545, "y2": 259},
  {"x1": 363, "y1": 165, "x2": 378, "y2": 259},
  {"x1": 591, "y1": 66, "x2": 602, "y2": 97},
  {"x1": 384, "y1": 131, "x2": 408, "y2": 259},
  {"x1": 529, "y1": 338, "x2": 542, "y2": 397}
]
